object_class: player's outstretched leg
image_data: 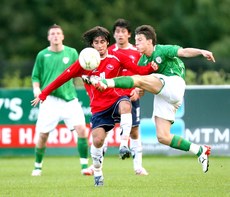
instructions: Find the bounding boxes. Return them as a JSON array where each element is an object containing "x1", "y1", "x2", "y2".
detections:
[{"x1": 170, "y1": 135, "x2": 211, "y2": 173}]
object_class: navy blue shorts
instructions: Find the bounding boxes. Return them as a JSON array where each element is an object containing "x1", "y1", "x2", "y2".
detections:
[
  {"x1": 91, "y1": 96, "x2": 130, "y2": 132},
  {"x1": 113, "y1": 99, "x2": 140, "y2": 126},
  {"x1": 131, "y1": 99, "x2": 140, "y2": 127}
]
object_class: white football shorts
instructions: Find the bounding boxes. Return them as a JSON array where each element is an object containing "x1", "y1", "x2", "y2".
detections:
[
  {"x1": 151, "y1": 74, "x2": 186, "y2": 123},
  {"x1": 36, "y1": 96, "x2": 86, "y2": 133}
]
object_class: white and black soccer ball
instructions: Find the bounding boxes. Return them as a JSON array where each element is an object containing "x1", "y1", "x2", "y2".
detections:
[{"x1": 79, "y1": 47, "x2": 100, "y2": 70}]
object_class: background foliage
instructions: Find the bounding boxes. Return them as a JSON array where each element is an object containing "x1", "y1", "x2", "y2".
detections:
[{"x1": 1, "y1": 0, "x2": 230, "y2": 88}]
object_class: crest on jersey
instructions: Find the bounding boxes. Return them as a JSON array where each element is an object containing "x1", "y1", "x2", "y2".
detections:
[
  {"x1": 63, "y1": 57, "x2": 70, "y2": 64},
  {"x1": 106, "y1": 64, "x2": 114, "y2": 70},
  {"x1": 155, "y1": 56, "x2": 162, "y2": 64}
]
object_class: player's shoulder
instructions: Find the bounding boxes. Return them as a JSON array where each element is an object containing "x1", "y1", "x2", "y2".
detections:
[
  {"x1": 107, "y1": 49, "x2": 123, "y2": 62},
  {"x1": 108, "y1": 44, "x2": 116, "y2": 51},
  {"x1": 36, "y1": 47, "x2": 49, "y2": 58},
  {"x1": 156, "y1": 44, "x2": 180, "y2": 50},
  {"x1": 64, "y1": 45, "x2": 78, "y2": 53},
  {"x1": 126, "y1": 43, "x2": 138, "y2": 50},
  {"x1": 155, "y1": 44, "x2": 181, "y2": 56},
  {"x1": 108, "y1": 43, "x2": 137, "y2": 51}
]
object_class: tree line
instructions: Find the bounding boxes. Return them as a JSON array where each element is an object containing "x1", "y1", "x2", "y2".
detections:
[{"x1": 0, "y1": 0, "x2": 229, "y2": 88}]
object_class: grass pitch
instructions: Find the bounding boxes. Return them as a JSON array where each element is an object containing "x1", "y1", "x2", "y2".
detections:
[{"x1": 0, "y1": 155, "x2": 229, "y2": 197}]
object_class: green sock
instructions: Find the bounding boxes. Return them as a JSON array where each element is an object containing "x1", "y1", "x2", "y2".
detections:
[
  {"x1": 108, "y1": 76, "x2": 134, "y2": 88},
  {"x1": 34, "y1": 147, "x2": 46, "y2": 169},
  {"x1": 77, "y1": 138, "x2": 89, "y2": 169},
  {"x1": 170, "y1": 135, "x2": 191, "y2": 151}
]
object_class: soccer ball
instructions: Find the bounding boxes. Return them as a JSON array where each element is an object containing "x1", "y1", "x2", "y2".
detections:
[{"x1": 79, "y1": 47, "x2": 100, "y2": 70}]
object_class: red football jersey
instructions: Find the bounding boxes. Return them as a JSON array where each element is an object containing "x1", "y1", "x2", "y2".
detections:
[
  {"x1": 108, "y1": 43, "x2": 141, "y2": 95},
  {"x1": 40, "y1": 49, "x2": 153, "y2": 114}
]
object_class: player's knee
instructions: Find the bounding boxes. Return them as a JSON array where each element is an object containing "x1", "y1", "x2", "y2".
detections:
[
  {"x1": 119, "y1": 101, "x2": 132, "y2": 113},
  {"x1": 39, "y1": 133, "x2": 49, "y2": 143},
  {"x1": 93, "y1": 137, "x2": 104, "y2": 148},
  {"x1": 75, "y1": 125, "x2": 87, "y2": 137},
  {"x1": 157, "y1": 133, "x2": 170, "y2": 145}
]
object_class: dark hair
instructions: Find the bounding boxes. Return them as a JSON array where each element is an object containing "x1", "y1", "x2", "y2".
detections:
[
  {"x1": 82, "y1": 26, "x2": 110, "y2": 47},
  {"x1": 112, "y1": 18, "x2": 131, "y2": 34},
  {"x1": 47, "y1": 24, "x2": 63, "y2": 35},
  {"x1": 135, "y1": 25, "x2": 157, "y2": 45}
]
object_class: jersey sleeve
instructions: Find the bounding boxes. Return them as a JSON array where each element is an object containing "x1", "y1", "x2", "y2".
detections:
[
  {"x1": 117, "y1": 51, "x2": 155, "y2": 75},
  {"x1": 39, "y1": 60, "x2": 84, "y2": 101},
  {"x1": 72, "y1": 48, "x2": 79, "y2": 60},
  {"x1": 161, "y1": 45, "x2": 181, "y2": 58}
]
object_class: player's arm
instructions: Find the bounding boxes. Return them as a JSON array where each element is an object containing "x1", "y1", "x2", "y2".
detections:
[
  {"x1": 32, "y1": 82, "x2": 41, "y2": 98},
  {"x1": 31, "y1": 61, "x2": 83, "y2": 106},
  {"x1": 31, "y1": 57, "x2": 42, "y2": 98},
  {"x1": 117, "y1": 51, "x2": 156, "y2": 74},
  {"x1": 177, "y1": 48, "x2": 215, "y2": 62}
]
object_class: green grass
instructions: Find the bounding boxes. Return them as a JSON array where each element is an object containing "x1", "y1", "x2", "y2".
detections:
[{"x1": 0, "y1": 155, "x2": 229, "y2": 197}]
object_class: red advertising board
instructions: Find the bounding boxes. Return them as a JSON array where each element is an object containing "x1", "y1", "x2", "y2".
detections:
[{"x1": 0, "y1": 124, "x2": 121, "y2": 148}]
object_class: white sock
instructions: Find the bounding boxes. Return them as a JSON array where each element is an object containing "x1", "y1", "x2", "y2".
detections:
[
  {"x1": 189, "y1": 143, "x2": 200, "y2": 155},
  {"x1": 119, "y1": 113, "x2": 132, "y2": 148},
  {"x1": 130, "y1": 138, "x2": 143, "y2": 171},
  {"x1": 90, "y1": 144, "x2": 103, "y2": 176},
  {"x1": 107, "y1": 79, "x2": 115, "y2": 87},
  {"x1": 35, "y1": 162, "x2": 42, "y2": 169},
  {"x1": 80, "y1": 158, "x2": 88, "y2": 165}
]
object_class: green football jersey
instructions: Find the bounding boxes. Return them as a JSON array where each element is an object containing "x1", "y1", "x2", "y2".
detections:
[
  {"x1": 32, "y1": 45, "x2": 78, "y2": 101},
  {"x1": 138, "y1": 44, "x2": 185, "y2": 79}
]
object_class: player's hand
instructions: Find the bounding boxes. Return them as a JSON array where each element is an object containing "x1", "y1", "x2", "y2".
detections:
[
  {"x1": 201, "y1": 50, "x2": 215, "y2": 62},
  {"x1": 150, "y1": 61, "x2": 159, "y2": 71},
  {"x1": 137, "y1": 88, "x2": 145, "y2": 97},
  {"x1": 94, "y1": 81, "x2": 108, "y2": 92},
  {"x1": 31, "y1": 97, "x2": 41, "y2": 107},
  {"x1": 130, "y1": 89, "x2": 140, "y2": 101}
]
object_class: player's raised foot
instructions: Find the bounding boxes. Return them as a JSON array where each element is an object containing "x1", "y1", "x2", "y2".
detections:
[
  {"x1": 82, "y1": 75, "x2": 92, "y2": 84},
  {"x1": 94, "y1": 175, "x2": 104, "y2": 186},
  {"x1": 90, "y1": 77, "x2": 108, "y2": 92},
  {"x1": 81, "y1": 165, "x2": 94, "y2": 176},
  {"x1": 135, "y1": 167, "x2": 149, "y2": 176},
  {"x1": 31, "y1": 169, "x2": 42, "y2": 176},
  {"x1": 119, "y1": 146, "x2": 131, "y2": 160},
  {"x1": 198, "y1": 145, "x2": 211, "y2": 173}
]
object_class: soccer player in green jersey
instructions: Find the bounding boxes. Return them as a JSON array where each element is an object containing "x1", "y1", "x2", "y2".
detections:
[
  {"x1": 31, "y1": 24, "x2": 93, "y2": 176},
  {"x1": 92, "y1": 25, "x2": 215, "y2": 173}
]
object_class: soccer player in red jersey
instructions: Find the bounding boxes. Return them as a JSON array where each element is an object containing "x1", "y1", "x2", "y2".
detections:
[
  {"x1": 107, "y1": 19, "x2": 148, "y2": 175},
  {"x1": 31, "y1": 26, "x2": 155, "y2": 186}
]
